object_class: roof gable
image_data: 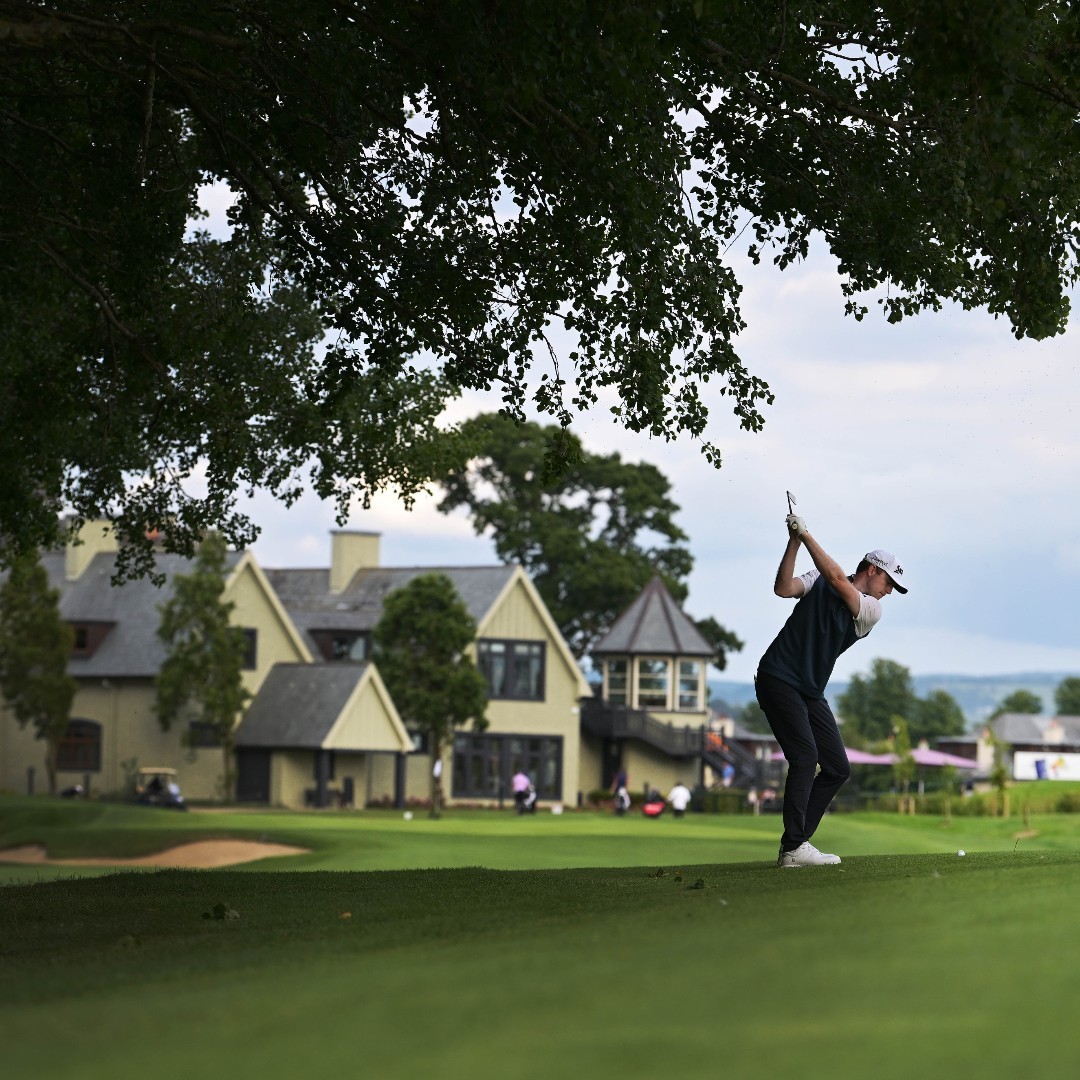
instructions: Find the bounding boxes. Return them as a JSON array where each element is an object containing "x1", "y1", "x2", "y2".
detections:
[
  {"x1": 236, "y1": 663, "x2": 409, "y2": 751},
  {"x1": 476, "y1": 567, "x2": 591, "y2": 697},
  {"x1": 591, "y1": 576, "x2": 715, "y2": 658}
]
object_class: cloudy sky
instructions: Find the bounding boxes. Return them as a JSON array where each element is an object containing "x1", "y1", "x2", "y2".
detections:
[{"x1": 203, "y1": 161, "x2": 1077, "y2": 689}]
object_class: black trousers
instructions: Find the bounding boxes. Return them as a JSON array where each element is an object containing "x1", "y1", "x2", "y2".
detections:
[{"x1": 755, "y1": 671, "x2": 851, "y2": 852}]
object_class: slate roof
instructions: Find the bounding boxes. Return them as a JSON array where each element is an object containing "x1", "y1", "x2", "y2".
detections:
[
  {"x1": 264, "y1": 564, "x2": 516, "y2": 657},
  {"x1": 591, "y1": 576, "x2": 715, "y2": 658},
  {"x1": 991, "y1": 713, "x2": 1080, "y2": 745},
  {"x1": 235, "y1": 663, "x2": 368, "y2": 748},
  {"x1": 40, "y1": 548, "x2": 244, "y2": 679}
]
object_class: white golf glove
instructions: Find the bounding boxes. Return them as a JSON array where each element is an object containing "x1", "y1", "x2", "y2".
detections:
[{"x1": 786, "y1": 513, "x2": 807, "y2": 536}]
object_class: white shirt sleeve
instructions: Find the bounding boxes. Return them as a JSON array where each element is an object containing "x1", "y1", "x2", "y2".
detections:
[
  {"x1": 854, "y1": 593, "x2": 882, "y2": 637},
  {"x1": 800, "y1": 568, "x2": 881, "y2": 637}
]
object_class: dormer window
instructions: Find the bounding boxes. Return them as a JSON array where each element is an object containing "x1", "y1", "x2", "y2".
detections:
[
  {"x1": 310, "y1": 630, "x2": 370, "y2": 663},
  {"x1": 68, "y1": 622, "x2": 114, "y2": 658}
]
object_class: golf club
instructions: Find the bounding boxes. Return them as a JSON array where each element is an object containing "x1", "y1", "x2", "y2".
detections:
[{"x1": 786, "y1": 490, "x2": 796, "y2": 515}]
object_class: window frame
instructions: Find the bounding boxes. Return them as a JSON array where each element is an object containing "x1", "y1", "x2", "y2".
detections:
[
  {"x1": 476, "y1": 638, "x2": 546, "y2": 702},
  {"x1": 635, "y1": 657, "x2": 671, "y2": 710},
  {"x1": 451, "y1": 733, "x2": 563, "y2": 800},
  {"x1": 240, "y1": 628, "x2": 258, "y2": 670},
  {"x1": 56, "y1": 719, "x2": 102, "y2": 772}
]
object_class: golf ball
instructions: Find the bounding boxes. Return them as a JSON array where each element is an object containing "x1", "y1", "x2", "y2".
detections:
[
  {"x1": 957, "y1": 849, "x2": 965, "y2": 857},
  {"x1": 403, "y1": 811, "x2": 413, "y2": 821}
]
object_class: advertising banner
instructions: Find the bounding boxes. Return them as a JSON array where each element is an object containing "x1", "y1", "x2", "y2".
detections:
[{"x1": 1012, "y1": 750, "x2": 1080, "y2": 781}]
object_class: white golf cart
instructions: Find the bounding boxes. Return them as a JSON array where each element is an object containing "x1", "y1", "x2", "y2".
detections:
[{"x1": 134, "y1": 766, "x2": 187, "y2": 811}]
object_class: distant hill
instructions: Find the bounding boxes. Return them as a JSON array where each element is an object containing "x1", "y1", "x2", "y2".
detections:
[{"x1": 708, "y1": 672, "x2": 1075, "y2": 728}]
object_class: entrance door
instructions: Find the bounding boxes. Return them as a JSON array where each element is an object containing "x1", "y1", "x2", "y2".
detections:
[{"x1": 236, "y1": 749, "x2": 272, "y2": 803}]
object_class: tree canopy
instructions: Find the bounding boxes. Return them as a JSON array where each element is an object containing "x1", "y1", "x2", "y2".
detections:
[
  {"x1": 990, "y1": 688, "x2": 1044, "y2": 718},
  {"x1": 4, "y1": 2, "x2": 1079, "y2": 573},
  {"x1": 0, "y1": 553, "x2": 77, "y2": 794},
  {"x1": 438, "y1": 413, "x2": 741, "y2": 659},
  {"x1": 837, "y1": 658, "x2": 965, "y2": 746},
  {"x1": 1054, "y1": 677, "x2": 1080, "y2": 717},
  {"x1": 372, "y1": 573, "x2": 488, "y2": 817}
]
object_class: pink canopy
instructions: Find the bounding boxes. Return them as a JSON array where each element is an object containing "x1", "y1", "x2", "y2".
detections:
[
  {"x1": 846, "y1": 748, "x2": 897, "y2": 765},
  {"x1": 770, "y1": 747, "x2": 977, "y2": 769},
  {"x1": 909, "y1": 747, "x2": 978, "y2": 769}
]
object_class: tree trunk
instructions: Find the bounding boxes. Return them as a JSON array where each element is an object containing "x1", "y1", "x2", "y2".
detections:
[
  {"x1": 45, "y1": 737, "x2": 59, "y2": 796},
  {"x1": 222, "y1": 739, "x2": 235, "y2": 802},
  {"x1": 429, "y1": 745, "x2": 444, "y2": 819}
]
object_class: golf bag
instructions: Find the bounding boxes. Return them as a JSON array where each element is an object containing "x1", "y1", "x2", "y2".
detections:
[
  {"x1": 613, "y1": 786, "x2": 631, "y2": 816},
  {"x1": 515, "y1": 785, "x2": 538, "y2": 814}
]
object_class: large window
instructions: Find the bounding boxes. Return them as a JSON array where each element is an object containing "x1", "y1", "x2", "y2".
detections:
[
  {"x1": 452, "y1": 733, "x2": 563, "y2": 800},
  {"x1": 678, "y1": 660, "x2": 702, "y2": 710},
  {"x1": 606, "y1": 658, "x2": 628, "y2": 705},
  {"x1": 636, "y1": 658, "x2": 670, "y2": 709},
  {"x1": 476, "y1": 639, "x2": 545, "y2": 701},
  {"x1": 56, "y1": 720, "x2": 101, "y2": 772}
]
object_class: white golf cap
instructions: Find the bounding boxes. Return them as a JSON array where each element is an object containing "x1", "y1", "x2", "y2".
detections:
[{"x1": 864, "y1": 550, "x2": 908, "y2": 594}]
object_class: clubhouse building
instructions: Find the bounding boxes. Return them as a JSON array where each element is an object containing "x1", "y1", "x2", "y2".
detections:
[{"x1": 0, "y1": 523, "x2": 738, "y2": 809}]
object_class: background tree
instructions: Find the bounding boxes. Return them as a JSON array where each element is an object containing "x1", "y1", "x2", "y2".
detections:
[
  {"x1": 1054, "y1": 678, "x2": 1080, "y2": 716},
  {"x1": 2, "y1": 2, "x2": 1079, "y2": 572},
  {"x1": 839, "y1": 659, "x2": 966, "y2": 746},
  {"x1": 694, "y1": 617, "x2": 745, "y2": 674},
  {"x1": 439, "y1": 413, "x2": 742, "y2": 660},
  {"x1": 837, "y1": 659, "x2": 919, "y2": 746},
  {"x1": 0, "y1": 554, "x2": 77, "y2": 794},
  {"x1": 736, "y1": 699, "x2": 772, "y2": 736},
  {"x1": 156, "y1": 533, "x2": 251, "y2": 799},
  {"x1": 911, "y1": 690, "x2": 967, "y2": 745},
  {"x1": 990, "y1": 689, "x2": 1044, "y2": 719},
  {"x1": 372, "y1": 574, "x2": 488, "y2": 818}
]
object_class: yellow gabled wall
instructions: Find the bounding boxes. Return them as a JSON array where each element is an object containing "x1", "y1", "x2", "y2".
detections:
[
  {"x1": 323, "y1": 667, "x2": 411, "y2": 754},
  {"x1": 225, "y1": 554, "x2": 311, "y2": 697},
  {"x1": 464, "y1": 569, "x2": 590, "y2": 807},
  {"x1": 0, "y1": 548, "x2": 312, "y2": 803}
]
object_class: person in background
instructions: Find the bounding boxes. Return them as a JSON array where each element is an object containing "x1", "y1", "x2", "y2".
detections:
[
  {"x1": 667, "y1": 781, "x2": 693, "y2": 818},
  {"x1": 512, "y1": 768, "x2": 533, "y2": 813}
]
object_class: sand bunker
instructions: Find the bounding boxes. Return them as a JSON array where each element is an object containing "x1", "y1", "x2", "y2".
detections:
[{"x1": 0, "y1": 839, "x2": 310, "y2": 869}]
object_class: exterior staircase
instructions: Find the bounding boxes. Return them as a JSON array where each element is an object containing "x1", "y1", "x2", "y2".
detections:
[{"x1": 580, "y1": 697, "x2": 761, "y2": 789}]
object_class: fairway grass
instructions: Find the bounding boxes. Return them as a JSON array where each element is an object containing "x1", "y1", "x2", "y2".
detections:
[
  {"x1": 4, "y1": 795, "x2": 1080, "y2": 883},
  {"x1": 3, "y1": 852, "x2": 1080, "y2": 1080},
  {"x1": 3, "y1": 799, "x2": 1080, "y2": 1078}
]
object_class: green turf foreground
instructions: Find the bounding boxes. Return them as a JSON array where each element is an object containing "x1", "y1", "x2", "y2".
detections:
[{"x1": 3, "y1": 852, "x2": 1080, "y2": 1080}]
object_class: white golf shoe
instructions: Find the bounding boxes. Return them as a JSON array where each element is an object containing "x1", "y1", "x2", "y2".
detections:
[{"x1": 777, "y1": 842, "x2": 842, "y2": 867}]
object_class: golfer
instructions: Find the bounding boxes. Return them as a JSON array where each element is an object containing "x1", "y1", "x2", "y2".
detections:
[{"x1": 755, "y1": 511, "x2": 907, "y2": 867}]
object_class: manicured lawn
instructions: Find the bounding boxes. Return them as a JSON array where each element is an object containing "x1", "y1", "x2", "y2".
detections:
[
  {"x1": 4, "y1": 793, "x2": 1080, "y2": 883},
  {"x1": 4, "y1": 850, "x2": 1080, "y2": 1079},
  {"x1": 4, "y1": 797, "x2": 1080, "y2": 1079}
]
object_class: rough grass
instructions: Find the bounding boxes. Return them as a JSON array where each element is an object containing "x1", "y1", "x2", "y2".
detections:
[{"x1": 3, "y1": 797, "x2": 1080, "y2": 1078}]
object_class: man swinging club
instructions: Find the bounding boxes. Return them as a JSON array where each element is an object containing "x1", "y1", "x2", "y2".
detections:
[{"x1": 755, "y1": 500, "x2": 908, "y2": 867}]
